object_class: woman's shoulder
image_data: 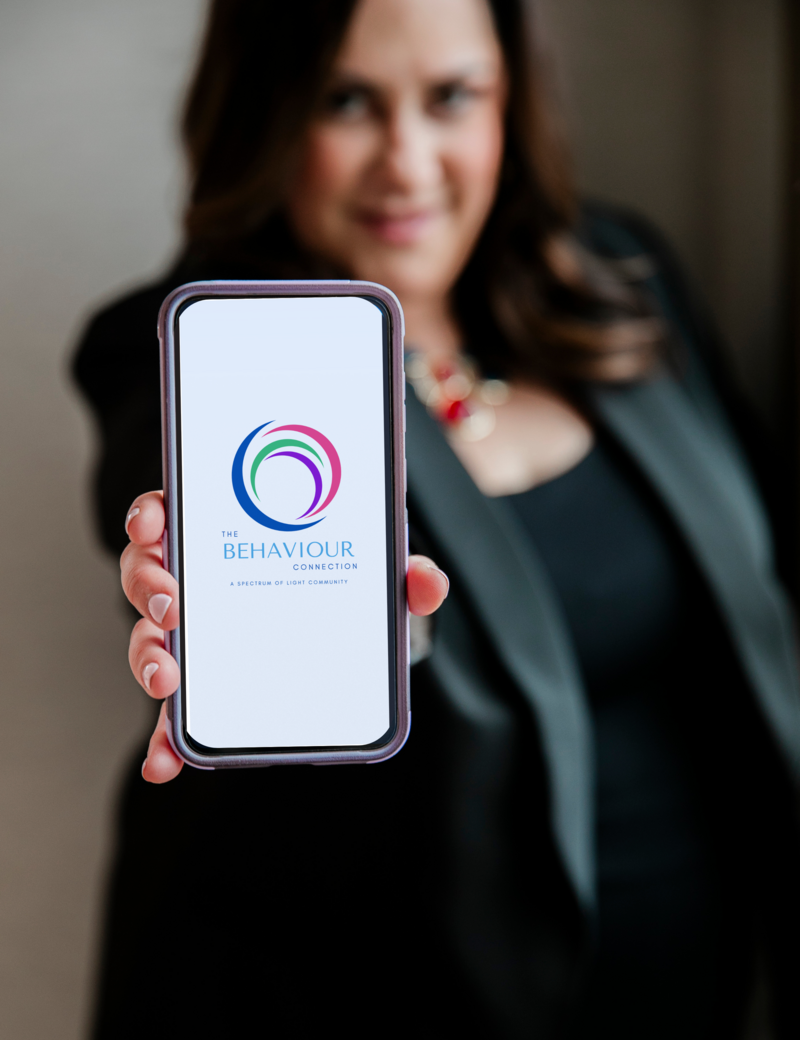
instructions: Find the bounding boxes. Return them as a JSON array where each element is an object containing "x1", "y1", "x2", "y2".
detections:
[
  {"x1": 72, "y1": 276, "x2": 178, "y2": 415},
  {"x1": 580, "y1": 201, "x2": 796, "y2": 592},
  {"x1": 72, "y1": 252, "x2": 262, "y2": 411},
  {"x1": 81, "y1": 281, "x2": 169, "y2": 340}
]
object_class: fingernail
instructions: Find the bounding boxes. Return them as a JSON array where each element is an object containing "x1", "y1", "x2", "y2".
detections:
[
  {"x1": 141, "y1": 759, "x2": 147, "y2": 778},
  {"x1": 142, "y1": 662, "x2": 159, "y2": 690},
  {"x1": 149, "y1": 593, "x2": 173, "y2": 624},
  {"x1": 125, "y1": 507, "x2": 140, "y2": 534},
  {"x1": 425, "y1": 562, "x2": 450, "y2": 596}
]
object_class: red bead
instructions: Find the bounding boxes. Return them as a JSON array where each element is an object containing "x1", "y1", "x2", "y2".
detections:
[{"x1": 444, "y1": 399, "x2": 470, "y2": 423}]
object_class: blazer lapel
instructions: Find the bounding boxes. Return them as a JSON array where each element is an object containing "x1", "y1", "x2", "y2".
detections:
[
  {"x1": 406, "y1": 391, "x2": 595, "y2": 910},
  {"x1": 590, "y1": 376, "x2": 800, "y2": 779}
]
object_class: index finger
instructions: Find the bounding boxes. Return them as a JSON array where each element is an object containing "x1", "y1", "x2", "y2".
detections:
[{"x1": 125, "y1": 491, "x2": 165, "y2": 546}]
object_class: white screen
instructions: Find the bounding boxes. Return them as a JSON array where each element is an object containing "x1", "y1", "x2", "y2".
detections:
[{"x1": 176, "y1": 296, "x2": 393, "y2": 749}]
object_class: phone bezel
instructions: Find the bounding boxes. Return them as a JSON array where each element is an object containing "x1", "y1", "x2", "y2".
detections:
[{"x1": 158, "y1": 280, "x2": 409, "y2": 768}]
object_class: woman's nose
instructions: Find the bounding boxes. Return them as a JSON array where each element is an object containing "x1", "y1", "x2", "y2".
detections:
[{"x1": 376, "y1": 104, "x2": 440, "y2": 195}]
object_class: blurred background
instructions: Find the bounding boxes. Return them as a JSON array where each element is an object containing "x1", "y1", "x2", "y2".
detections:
[{"x1": 0, "y1": 0, "x2": 794, "y2": 1035}]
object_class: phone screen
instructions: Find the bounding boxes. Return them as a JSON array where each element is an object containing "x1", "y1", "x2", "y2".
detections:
[{"x1": 174, "y1": 295, "x2": 396, "y2": 753}]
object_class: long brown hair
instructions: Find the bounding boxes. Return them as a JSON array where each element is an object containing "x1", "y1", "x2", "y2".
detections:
[{"x1": 180, "y1": 0, "x2": 661, "y2": 382}]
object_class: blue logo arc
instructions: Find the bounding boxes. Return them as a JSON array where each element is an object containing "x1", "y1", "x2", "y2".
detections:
[{"x1": 231, "y1": 422, "x2": 324, "y2": 532}]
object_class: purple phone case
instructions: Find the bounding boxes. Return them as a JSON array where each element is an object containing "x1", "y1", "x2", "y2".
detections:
[{"x1": 157, "y1": 280, "x2": 410, "y2": 768}]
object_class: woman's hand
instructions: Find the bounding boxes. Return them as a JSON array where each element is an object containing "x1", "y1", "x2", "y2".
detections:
[{"x1": 122, "y1": 491, "x2": 450, "y2": 784}]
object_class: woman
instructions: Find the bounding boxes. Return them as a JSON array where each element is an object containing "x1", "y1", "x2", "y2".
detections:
[{"x1": 74, "y1": 0, "x2": 800, "y2": 1036}]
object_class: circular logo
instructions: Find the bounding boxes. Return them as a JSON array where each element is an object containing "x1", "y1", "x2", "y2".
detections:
[{"x1": 231, "y1": 421, "x2": 342, "y2": 531}]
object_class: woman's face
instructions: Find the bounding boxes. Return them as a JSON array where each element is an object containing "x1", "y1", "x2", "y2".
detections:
[{"x1": 285, "y1": 0, "x2": 506, "y2": 305}]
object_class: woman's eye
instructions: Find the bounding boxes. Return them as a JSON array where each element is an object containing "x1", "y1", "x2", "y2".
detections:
[
  {"x1": 429, "y1": 82, "x2": 476, "y2": 116},
  {"x1": 323, "y1": 87, "x2": 370, "y2": 120}
]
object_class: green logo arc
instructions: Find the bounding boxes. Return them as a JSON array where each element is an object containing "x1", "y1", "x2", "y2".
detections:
[{"x1": 249, "y1": 439, "x2": 324, "y2": 500}]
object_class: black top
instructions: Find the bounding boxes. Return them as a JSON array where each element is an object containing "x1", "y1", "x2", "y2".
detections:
[
  {"x1": 505, "y1": 434, "x2": 764, "y2": 1033},
  {"x1": 505, "y1": 437, "x2": 688, "y2": 700}
]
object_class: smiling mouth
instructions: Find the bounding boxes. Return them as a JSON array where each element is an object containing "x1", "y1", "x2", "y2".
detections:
[{"x1": 355, "y1": 209, "x2": 437, "y2": 245}]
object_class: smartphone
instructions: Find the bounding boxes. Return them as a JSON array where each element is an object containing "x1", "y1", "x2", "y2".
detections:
[{"x1": 158, "y1": 280, "x2": 408, "y2": 768}]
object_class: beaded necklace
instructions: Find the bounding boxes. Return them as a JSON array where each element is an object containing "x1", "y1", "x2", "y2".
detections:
[{"x1": 404, "y1": 349, "x2": 510, "y2": 442}]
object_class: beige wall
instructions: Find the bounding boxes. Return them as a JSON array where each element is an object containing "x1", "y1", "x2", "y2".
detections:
[
  {"x1": 0, "y1": 2, "x2": 203, "y2": 1037},
  {"x1": 0, "y1": 1, "x2": 787, "y2": 1037}
]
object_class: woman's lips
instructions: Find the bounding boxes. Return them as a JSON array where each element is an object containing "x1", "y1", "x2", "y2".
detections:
[{"x1": 355, "y1": 209, "x2": 437, "y2": 245}]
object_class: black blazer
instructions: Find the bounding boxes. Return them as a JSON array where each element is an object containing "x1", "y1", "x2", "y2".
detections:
[{"x1": 74, "y1": 209, "x2": 800, "y2": 1039}]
